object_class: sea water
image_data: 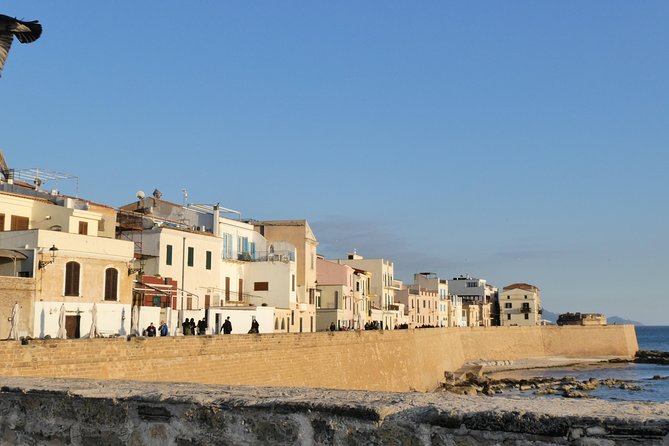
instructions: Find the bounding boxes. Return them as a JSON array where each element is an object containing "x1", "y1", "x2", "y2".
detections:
[{"x1": 494, "y1": 326, "x2": 669, "y2": 402}]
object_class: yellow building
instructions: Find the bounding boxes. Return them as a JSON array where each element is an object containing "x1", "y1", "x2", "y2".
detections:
[
  {"x1": 253, "y1": 220, "x2": 318, "y2": 332},
  {"x1": 499, "y1": 283, "x2": 542, "y2": 326}
]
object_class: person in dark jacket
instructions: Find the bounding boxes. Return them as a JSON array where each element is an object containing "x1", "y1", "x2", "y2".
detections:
[
  {"x1": 146, "y1": 323, "x2": 156, "y2": 337},
  {"x1": 222, "y1": 316, "x2": 232, "y2": 334}
]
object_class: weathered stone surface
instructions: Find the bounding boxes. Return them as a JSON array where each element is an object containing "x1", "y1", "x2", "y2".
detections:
[{"x1": 0, "y1": 377, "x2": 667, "y2": 445}]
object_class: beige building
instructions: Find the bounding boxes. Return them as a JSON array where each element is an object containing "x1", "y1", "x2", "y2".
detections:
[
  {"x1": 0, "y1": 183, "x2": 134, "y2": 339},
  {"x1": 253, "y1": 220, "x2": 318, "y2": 332},
  {"x1": 500, "y1": 283, "x2": 542, "y2": 326},
  {"x1": 395, "y1": 285, "x2": 439, "y2": 328},
  {"x1": 333, "y1": 252, "x2": 400, "y2": 330},
  {"x1": 413, "y1": 273, "x2": 449, "y2": 327}
]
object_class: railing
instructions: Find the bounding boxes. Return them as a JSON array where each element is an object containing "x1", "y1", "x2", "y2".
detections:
[
  {"x1": 222, "y1": 250, "x2": 295, "y2": 262},
  {"x1": 520, "y1": 306, "x2": 531, "y2": 314}
]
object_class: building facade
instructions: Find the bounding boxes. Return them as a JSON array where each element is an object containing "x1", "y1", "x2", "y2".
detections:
[{"x1": 499, "y1": 283, "x2": 542, "y2": 326}]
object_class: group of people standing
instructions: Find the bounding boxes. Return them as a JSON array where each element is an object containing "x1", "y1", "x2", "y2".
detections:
[
  {"x1": 144, "y1": 321, "x2": 169, "y2": 337},
  {"x1": 182, "y1": 318, "x2": 208, "y2": 335},
  {"x1": 144, "y1": 316, "x2": 259, "y2": 336}
]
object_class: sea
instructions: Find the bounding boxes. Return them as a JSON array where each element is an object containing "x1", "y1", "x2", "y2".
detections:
[{"x1": 493, "y1": 326, "x2": 669, "y2": 402}]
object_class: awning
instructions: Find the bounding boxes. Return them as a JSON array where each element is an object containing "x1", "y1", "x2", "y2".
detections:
[{"x1": 0, "y1": 249, "x2": 28, "y2": 260}]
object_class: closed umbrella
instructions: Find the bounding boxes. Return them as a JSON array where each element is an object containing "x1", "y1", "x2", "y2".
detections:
[
  {"x1": 131, "y1": 305, "x2": 140, "y2": 336},
  {"x1": 8, "y1": 302, "x2": 19, "y2": 340},
  {"x1": 88, "y1": 303, "x2": 98, "y2": 338},
  {"x1": 57, "y1": 304, "x2": 67, "y2": 339}
]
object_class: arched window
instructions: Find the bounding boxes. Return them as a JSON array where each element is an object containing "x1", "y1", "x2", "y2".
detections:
[
  {"x1": 104, "y1": 268, "x2": 118, "y2": 301},
  {"x1": 281, "y1": 319, "x2": 285, "y2": 330},
  {"x1": 274, "y1": 318, "x2": 279, "y2": 330},
  {"x1": 65, "y1": 262, "x2": 80, "y2": 296}
]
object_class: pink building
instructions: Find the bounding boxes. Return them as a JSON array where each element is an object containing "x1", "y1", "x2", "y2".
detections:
[{"x1": 315, "y1": 257, "x2": 355, "y2": 330}]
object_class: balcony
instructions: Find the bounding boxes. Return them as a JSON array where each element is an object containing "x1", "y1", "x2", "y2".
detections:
[
  {"x1": 520, "y1": 306, "x2": 531, "y2": 314},
  {"x1": 223, "y1": 250, "x2": 295, "y2": 263}
]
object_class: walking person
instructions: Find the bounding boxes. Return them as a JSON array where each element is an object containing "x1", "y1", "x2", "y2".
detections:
[
  {"x1": 189, "y1": 318, "x2": 196, "y2": 335},
  {"x1": 182, "y1": 318, "x2": 190, "y2": 335}
]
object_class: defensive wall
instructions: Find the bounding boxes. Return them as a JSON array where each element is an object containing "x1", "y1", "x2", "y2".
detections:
[{"x1": 0, "y1": 325, "x2": 637, "y2": 392}]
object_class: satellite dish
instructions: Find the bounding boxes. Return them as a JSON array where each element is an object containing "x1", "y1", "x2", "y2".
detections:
[{"x1": 136, "y1": 190, "x2": 145, "y2": 199}]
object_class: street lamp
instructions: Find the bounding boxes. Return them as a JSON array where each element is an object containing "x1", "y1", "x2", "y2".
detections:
[{"x1": 38, "y1": 244, "x2": 58, "y2": 269}]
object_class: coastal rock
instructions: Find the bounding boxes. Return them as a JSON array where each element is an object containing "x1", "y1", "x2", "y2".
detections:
[
  {"x1": 635, "y1": 350, "x2": 669, "y2": 365},
  {"x1": 562, "y1": 390, "x2": 594, "y2": 398}
]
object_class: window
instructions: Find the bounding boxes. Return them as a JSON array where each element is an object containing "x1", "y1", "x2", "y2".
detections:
[
  {"x1": 65, "y1": 261, "x2": 81, "y2": 296},
  {"x1": 187, "y1": 247, "x2": 194, "y2": 267},
  {"x1": 334, "y1": 291, "x2": 339, "y2": 309},
  {"x1": 225, "y1": 277, "x2": 230, "y2": 300},
  {"x1": 292, "y1": 274, "x2": 295, "y2": 292},
  {"x1": 0, "y1": 213, "x2": 4, "y2": 231},
  {"x1": 10, "y1": 215, "x2": 28, "y2": 231},
  {"x1": 309, "y1": 289, "x2": 315, "y2": 305},
  {"x1": 152, "y1": 296, "x2": 162, "y2": 307},
  {"x1": 238, "y1": 236, "x2": 249, "y2": 253},
  {"x1": 525, "y1": 313, "x2": 529, "y2": 320},
  {"x1": 250, "y1": 242, "x2": 256, "y2": 260},
  {"x1": 467, "y1": 282, "x2": 477, "y2": 288},
  {"x1": 524, "y1": 295, "x2": 528, "y2": 299},
  {"x1": 205, "y1": 250, "x2": 212, "y2": 270},
  {"x1": 166, "y1": 245, "x2": 173, "y2": 265},
  {"x1": 78, "y1": 221, "x2": 88, "y2": 235},
  {"x1": 254, "y1": 282, "x2": 269, "y2": 291},
  {"x1": 505, "y1": 303, "x2": 512, "y2": 309},
  {"x1": 507, "y1": 314, "x2": 511, "y2": 320},
  {"x1": 222, "y1": 233, "x2": 233, "y2": 258},
  {"x1": 104, "y1": 268, "x2": 118, "y2": 301}
]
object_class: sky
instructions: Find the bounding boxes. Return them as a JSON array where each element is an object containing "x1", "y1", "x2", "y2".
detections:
[{"x1": 2, "y1": 2, "x2": 667, "y2": 324}]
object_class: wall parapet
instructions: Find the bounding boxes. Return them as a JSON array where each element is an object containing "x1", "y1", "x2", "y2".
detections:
[{"x1": 0, "y1": 377, "x2": 665, "y2": 445}]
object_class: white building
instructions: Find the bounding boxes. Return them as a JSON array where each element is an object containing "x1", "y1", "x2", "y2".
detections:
[{"x1": 119, "y1": 197, "x2": 298, "y2": 334}]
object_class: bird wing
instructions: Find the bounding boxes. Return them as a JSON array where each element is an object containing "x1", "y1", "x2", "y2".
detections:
[
  {"x1": 0, "y1": 33, "x2": 13, "y2": 77},
  {"x1": 11, "y1": 19, "x2": 42, "y2": 44}
]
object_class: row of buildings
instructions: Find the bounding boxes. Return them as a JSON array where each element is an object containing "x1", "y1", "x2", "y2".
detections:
[{"x1": 0, "y1": 158, "x2": 543, "y2": 339}]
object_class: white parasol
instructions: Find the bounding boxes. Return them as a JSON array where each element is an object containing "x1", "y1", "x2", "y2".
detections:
[
  {"x1": 8, "y1": 302, "x2": 19, "y2": 340},
  {"x1": 88, "y1": 303, "x2": 98, "y2": 338},
  {"x1": 57, "y1": 303, "x2": 67, "y2": 339},
  {"x1": 131, "y1": 305, "x2": 140, "y2": 336}
]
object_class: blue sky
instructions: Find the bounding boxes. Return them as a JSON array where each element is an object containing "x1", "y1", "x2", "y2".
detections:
[{"x1": 2, "y1": 2, "x2": 667, "y2": 324}]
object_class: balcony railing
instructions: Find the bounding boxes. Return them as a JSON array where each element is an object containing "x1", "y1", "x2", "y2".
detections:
[
  {"x1": 222, "y1": 250, "x2": 295, "y2": 263},
  {"x1": 520, "y1": 306, "x2": 531, "y2": 313}
]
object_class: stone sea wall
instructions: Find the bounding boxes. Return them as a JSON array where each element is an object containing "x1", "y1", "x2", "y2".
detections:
[
  {"x1": 0, "y1": 378, "x2": 667, "y2": 445},
  {"x1": 0, "y1": 325, "x2": 637, "y2": 392}
]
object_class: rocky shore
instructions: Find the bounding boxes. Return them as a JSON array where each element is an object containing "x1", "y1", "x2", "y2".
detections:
[{"x1": 441, "y1": 370, "x2": 654, "y2": 398}]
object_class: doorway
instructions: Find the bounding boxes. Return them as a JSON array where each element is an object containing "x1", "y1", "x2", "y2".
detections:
[{"x1": 65, "y1": 315, "x2": 80, "y2": 339}]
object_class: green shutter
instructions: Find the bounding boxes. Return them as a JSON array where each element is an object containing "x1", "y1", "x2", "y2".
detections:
[
  {"x1": 206, "y1": 251, "x2": 212, "y2": 270},
  {"x1": 166, "y1": 245, "x2": 173, "y2": 265},
  {"x1": 187, "y1": 247, "x2": 194, "y2": 267}
]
